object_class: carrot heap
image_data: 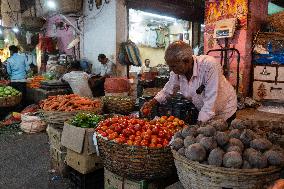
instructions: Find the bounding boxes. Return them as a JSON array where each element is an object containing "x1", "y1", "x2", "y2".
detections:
[
  {"x1": 27, "y1": 76, "x2": 45, "y2": 89},
  {"x1": 39, "y1": 94, "x2": 101, "y2": 112}
]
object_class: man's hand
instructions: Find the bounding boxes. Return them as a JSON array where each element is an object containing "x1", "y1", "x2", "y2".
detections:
[{"x1": 140, "y1": 98, "x2": 158, "y2": 116}]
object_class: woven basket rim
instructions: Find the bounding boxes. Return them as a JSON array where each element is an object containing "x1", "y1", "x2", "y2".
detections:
[
  {"x1": 172, "y1": 149, "x2": 282, "y2": 175},
  {"x1": 97, "y1": 133, "x2": 171, "y2": 151}
]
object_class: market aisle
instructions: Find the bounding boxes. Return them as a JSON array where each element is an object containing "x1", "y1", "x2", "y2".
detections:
[{"x1": 0, "y1": 132, "x2": 70, "y2": 189}]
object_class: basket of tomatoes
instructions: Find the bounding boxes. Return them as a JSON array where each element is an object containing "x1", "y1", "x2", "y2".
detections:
[{"x1": 95, "y1": 115, "x2": 186, "y2": 180}]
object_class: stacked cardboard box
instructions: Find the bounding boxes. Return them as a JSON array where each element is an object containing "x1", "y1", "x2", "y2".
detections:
[{"x1": 47, "y1": 124, "x2": 69, "y2": 177}]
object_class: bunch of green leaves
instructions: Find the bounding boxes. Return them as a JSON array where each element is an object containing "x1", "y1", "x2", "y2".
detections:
[{"x1": 70, "y1": 113, "x2": 104, "y2": 128}]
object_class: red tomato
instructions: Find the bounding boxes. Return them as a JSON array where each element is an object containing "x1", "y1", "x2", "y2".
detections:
[
  {"x1": 163, "y1": 139, "x2": 169, "y2": 147},
  {"x1": 157, "y1": 138, "x2": 163, "y2": 144},
  {"x1": 138, "y1": 120, "x2": 145, "y2": 126},
  {"x1": 140, "y1": 140, "x2": 149, "y2": 147},
  {"x1": 158, "y1": 130, "x2": 165, "y2": 138},
  {"x1": 113, "y1": 132, "x2": 118, "y2": 138},
  {"x1": 130, "y1": 119, "x2": 137, "y2": 125},
  {"x1": 129, "y1": 135, "x2": 135, "y2": 141},
  {"x1": 152, "y1": 126, "x2": 159, "y2": 135},
  {"x1": 149, "y1": 143, "x2": 156, "y2": 148},
  {"x1": 120, "y1": 137, "x2": 126, "y2": 143},
  {"x1": 111, "y1": 117, "x2": 119, "y2": 123},
  {"x1": 101, "y1": 132, "x2": 108, "y2": 137},
  {"x1": 134, "y1": 124, "x2": 141, "y2": 131},
  {"x1": 115, "y1": 138, "x2": 123, "y2": 144},
  {"x1": 178, "y1": 120, "x2": 184, "y2": 125},
  {"x1": 101, "y1": 126, "x2": 108, "y2": 132},
  {"x1": 106, "y1": 129, "x2": 114, "y2": 135},
  {"x1": 151, "y1": 135, "x2": 158, "y2": 139},
  {"x1": 167, "y1": 116, "x2": 175, "y2": 122},
  {"x1": 107, "y1": 133, "x2": 116, "y2": 140},
  {"x1": 135, "y1": 135, "x2": 142, "y2": 142},
  {"x1": 146, "y1": 129, "x2": 152, "y2": 135},
  {"x1": 143, "y1": 133, "x2": 151, "y2": 141},
  {"x1": 114, "y1": 125, "x2": 122, "y2": 133},
  {"x1": 127, "y1": 140, "x2": 133, "y2": 146},
  {"x1": 136, "y1": 131, "x2": 142, "y2": 136},
  {"x1": 157, "y1": 144, "x2": 163, "y2": 148},
  {"x1": 133, "y1": 140, "x2": 140, "y2": 146},
  {"x1": 151, "y1": 137, "x2": 158, "y2": 144}
]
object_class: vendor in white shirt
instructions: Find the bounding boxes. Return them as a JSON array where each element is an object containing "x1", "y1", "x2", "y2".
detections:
[
  {"x1": 88, "y1": 54, "x2": 115, "y2": 96},
  {"x1": 62, "y1": 61, "x2": 93, "y2": 98},
  {"x1": 97, "y1": 54, "x2": 115, "y2": 77},
  {"x1": 141, "y1": 41, "x2": 237, "y2": 124}
]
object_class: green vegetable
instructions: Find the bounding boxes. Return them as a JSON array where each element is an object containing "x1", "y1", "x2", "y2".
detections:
[
  {"x1": 70, "y1": 113, "x2": 104, "y2": 128},
  {"x1": 0, "y1": 86, "x2": 21, "y2": 97}
]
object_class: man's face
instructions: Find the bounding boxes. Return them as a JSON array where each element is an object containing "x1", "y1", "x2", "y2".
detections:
[
  {"x1": 98, "y1": 58, "x2": 107, "y2": 64},
  {"x1": 166, "y1": 58, "x2": 193, "y2": 75}
]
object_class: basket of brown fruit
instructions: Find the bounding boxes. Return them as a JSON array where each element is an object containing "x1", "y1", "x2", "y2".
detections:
[{"x1": 171, "y1": 119, "x2": 284, "y2": 189}]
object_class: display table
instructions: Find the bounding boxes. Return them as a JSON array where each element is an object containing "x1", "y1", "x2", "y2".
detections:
[{"x1": 26, "y1": 88, "x2": 71, "y2": 103}]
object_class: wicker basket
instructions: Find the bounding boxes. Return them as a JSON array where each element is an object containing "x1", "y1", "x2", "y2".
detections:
[
  {"x1": 102, "y1": 96, "x2": 135, "y2": 115},
  {"x1": 41, "y1": 99, "x2": 103, "y2": 126},
  {"x1": 172, "y1": 150, "x2": 282, "y2": 189},
  {"x1": 0, "y1": 94, "x2": 22, "y2": 108},
  {"x1": 268, "y1": 11, "x2": 284, "y2": 33},
  {"x1": 97, "y1": 135, "x2": 176, "y2": 180}
]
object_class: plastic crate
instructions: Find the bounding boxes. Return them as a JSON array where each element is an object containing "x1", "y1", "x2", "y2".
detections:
[{"x1": 69, "y1": 167, "x2": 104, "y2": 189}]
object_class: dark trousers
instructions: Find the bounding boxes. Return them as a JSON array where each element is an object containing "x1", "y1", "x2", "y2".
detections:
[{"x1": 88, "y1": 77, "x2": 105, "y2": 97}]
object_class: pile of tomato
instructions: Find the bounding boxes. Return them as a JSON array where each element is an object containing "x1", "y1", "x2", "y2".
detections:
[{"x1": 95, "y1": 115, "x2": 186, "y2": 148}]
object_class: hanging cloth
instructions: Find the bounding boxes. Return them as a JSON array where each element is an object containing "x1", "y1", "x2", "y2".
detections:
[{"x1": 118, "y1": 40, "x2": 142, "y2": 66}]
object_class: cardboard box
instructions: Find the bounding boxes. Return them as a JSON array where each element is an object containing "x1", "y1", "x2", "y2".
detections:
[
  {"x1": 61, "y1": 122, "x2": 102, "y2": 174},
  {"x1": 104, "y1": 169, "x2": 177, "y2": 189},
  {"x1": 47, "y1": 124, "x2": 66, "y2": 152}
]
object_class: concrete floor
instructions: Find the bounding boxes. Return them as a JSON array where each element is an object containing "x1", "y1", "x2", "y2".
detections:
[{"x1": 0, "y1": 132, "x2": 71, "y2": 189}]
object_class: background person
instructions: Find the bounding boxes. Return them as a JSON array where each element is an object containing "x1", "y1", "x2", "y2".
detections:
[
  {"x1": 6, "y1": 45, "x2": 29, "y2": 106},
  {"x1": 62, "y1": 61, "x2": 93, "y2": 98}
]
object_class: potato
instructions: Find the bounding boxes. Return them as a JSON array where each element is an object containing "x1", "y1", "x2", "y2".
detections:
[
  {"x1": 184, "y1": 136, "x2": 196, "y2": 148},
  {"x1": 240, "y1": 129, "x2": 255, "y2": 147},
  {"x1": 228, "y1": 138, "x2": 244, "y2": 152},
  {"x1": 172, "y1": 138, "x2": 184, "y2": 150},
  {"x1": 208, "y1": 119, "x2": 228, "y2": 131},
  {"x1": 200, "y1": 137, "x2": 218, "y2": 152},
  {"x1": 226, "y1": 146, "x2": 242, "y2": 154},
  {"x1": 208, "y1": 148, "x2": 224, "y2": 166},
  {"x1": 185, "y1": 143, "x2": 206, "y2": 162},
  {"x1": 181, "y1": 126, "x2": 197, "y2": 138},
  {"x1": 229, "y1": 129, "x2": 241, "y2": 139},
  {"x1": 250, "y1": 138, "x2": 272, "y2": 152},
  {"x1": 178, "y1": 147, "x2": 185, "y2": 156},
  {"x1": 223, "y1": 151, "x2": 243, "y2": 168},
  {"x1": 215, "y1": 131, "x2": 229, "y2": 147},
  {"x1": 264, "y1": 150, "x2": 284, "y2": 166},
  {"x1": 197, "y1": 125, "x2": 216, "y2": 137},
  {"x1": 247, "y1": 151, "x2": 268, "y2": 169}
]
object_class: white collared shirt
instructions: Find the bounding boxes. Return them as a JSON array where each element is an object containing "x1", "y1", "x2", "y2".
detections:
[{"x1": 154, "y1": 55, "x2": 237, "y2": 122}]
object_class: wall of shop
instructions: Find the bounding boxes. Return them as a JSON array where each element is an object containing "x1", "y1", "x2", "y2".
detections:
[
  {"x1": 139, "y1": 47, "x2": 165, "y2": 67},
  {"x1": 81, "y1": 0, "x2": 127, "y2": 76},
  {"x1": 204, "y1": 0, "x2": 268, "y2": 96}
]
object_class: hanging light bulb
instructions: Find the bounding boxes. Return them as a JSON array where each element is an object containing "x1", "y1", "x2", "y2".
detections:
[
  {"x1": 47, "y1": 0, "x2": 56, "y2": 9},
  {"x1": 12, "y1": 24, "x2": 19, "y2": 33}
]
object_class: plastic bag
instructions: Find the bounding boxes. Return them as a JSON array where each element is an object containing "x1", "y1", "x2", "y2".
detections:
[{"x1": 20, "y1": 113, "x2": 46, "y2": 133}]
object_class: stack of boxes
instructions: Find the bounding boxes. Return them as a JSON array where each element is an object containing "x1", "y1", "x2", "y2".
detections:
[{"x1": 46, "y1": 124, "x2": 69, "y2": 177}]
